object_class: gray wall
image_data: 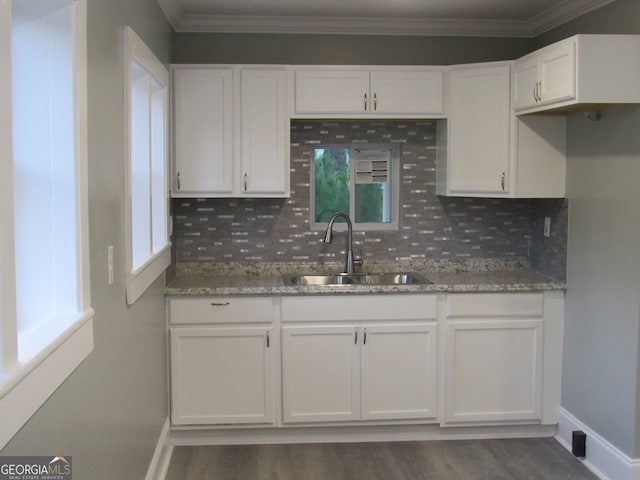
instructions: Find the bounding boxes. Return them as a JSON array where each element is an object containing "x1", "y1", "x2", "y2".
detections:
[
  {"x1": 563, "y1": 106, "x2": 640, "y2": 457},
  {"x1": 172, "y1": 32, "x2": 533, "y2": 65},
  {"x1": 0, "y1": 1, "x2": 173, "y2": 479},
  {"x1": 537, "y1": 0, "x2": 640, "y2": 458}
]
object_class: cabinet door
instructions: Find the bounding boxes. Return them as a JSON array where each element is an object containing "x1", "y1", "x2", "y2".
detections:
[
  {"x1": 170, "y1": 326, "x2": 274, "y2": 425},
  {"x1": 512, "y1": 56, "x2": 539, "y2": 110},
  {"x1": 444, "y1": 319, "x2": 543, "y2": 424},
  {"x1": 282, "y1": 324, "x2": 360, "y2": 423},
  {"x1": 448, "y1": 65, "x2": 511, "y2": 195},
  {"x1": 370, "y1": 70, "x2": 444, "y2": 115},
  {"x1": 360, "y1": 323, "x2": 437, "y2": 421},
  {"x1": 294, "y1": 69, "x2": 369, "y2": 114},
  {"x1": 173, "y1": 67, "x2": 233, "y2": 195},
  {"x1": 539, "y1": 40, "x2": 576, "y2": 105},
  {"x1": 240, "y1": 69, "x2": 289, "y2": 195}
]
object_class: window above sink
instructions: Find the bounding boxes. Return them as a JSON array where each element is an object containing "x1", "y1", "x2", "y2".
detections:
[{"x1": 311, "y1": 144, "x2": 399, "y2": 231}]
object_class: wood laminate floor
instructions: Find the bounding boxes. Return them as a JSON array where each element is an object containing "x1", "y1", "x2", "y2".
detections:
[{"x1": 165, "y1": 438, "x2": 598, "y2": 480}]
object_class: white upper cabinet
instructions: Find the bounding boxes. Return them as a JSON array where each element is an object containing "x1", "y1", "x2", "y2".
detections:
[
  {"x1": 369, "y1": 70, "x2": 444, "y2": 115},
  {"x1": 513, "y1": 35, "x2": 640, "y2": 114},
  {"x1": 444, "y1": 63, "x2": 512, "y2": 196},
  {"x1": 513, "y1": 40, "x2": 575, "y2": 111},
  {"x1": 293, "y1": 67, "x2": 444, "y2": 117},
  {"x1": 172, "y1": 65, "x2": 290, "y2": 198},
  {"x1": 437, "y1": 62, "x2": 566, "y2": 198},
  {"x1": 239, "y1": 68, "x2": 289, "y2": 195},
  {"x1": 173, "y1": 67, "x2": 234, "y2": 195},
  {"x1": 294, "y1": 69, "x2": 369, "y2": 114}
]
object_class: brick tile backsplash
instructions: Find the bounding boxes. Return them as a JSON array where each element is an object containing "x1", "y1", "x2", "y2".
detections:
[{"x1": 172, "y1": 120, "x2": 567, "y2": 279}]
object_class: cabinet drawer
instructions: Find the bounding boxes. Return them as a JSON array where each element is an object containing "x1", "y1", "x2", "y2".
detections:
[
  {"x1": 168, "y1": 297, "x2": 275, "y2": 324},
  {"x1": 281, "y1": 295, "x2": 437, "y2": 322},
  {"x1": 446, "y1": 293, "x2": 544, "y2": 318}
]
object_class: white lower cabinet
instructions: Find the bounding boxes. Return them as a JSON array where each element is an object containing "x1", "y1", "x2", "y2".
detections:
[
  {"x1": 445, "y1": 319, "x2": 543, "y2": 423},
  {"x1": 168, "y1": 297, "x2": 276, "y2": 426},
  {"x1": 281, "y1": 324, "x2": 360, "y2": 423},
  {"x1": 442, "y1": 292, "x2": 561, "y2": 426},
  {"x1": 360, "y1": 323, "x2": 437, "y2": 421},
  {"x1": 167, "y1": 292, "x2": 563, "y2": 435},
  {"x1": 281, "y1": 295, "x2": 438, "y2": 424}
]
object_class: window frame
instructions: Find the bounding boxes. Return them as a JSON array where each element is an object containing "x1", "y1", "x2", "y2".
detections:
[
  {"x1": 310, "y1": 143, "x2": 400, "y2": 231},
  {"x1": 0, "y1": 0, "x2": 94, "y2": 450},
  {"x1": 123, "y1": 26, "x2": 171, "y2": 305}
]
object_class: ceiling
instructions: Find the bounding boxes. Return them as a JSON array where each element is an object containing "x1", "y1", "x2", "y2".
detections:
[{"x1": 157, "y1": 0, "x2": 616, "y2": 37}]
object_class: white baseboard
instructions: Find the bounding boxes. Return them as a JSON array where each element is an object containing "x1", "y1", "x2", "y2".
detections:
[
  {"x1": 145, "y1": 418, "x2": 174, "y2": 480},
  {"x1": 556, "y1": 407, "x2": 640, "y2": 480},
  {"x1": 170, "y1": 423, "x2": 557, "y2": 446}
]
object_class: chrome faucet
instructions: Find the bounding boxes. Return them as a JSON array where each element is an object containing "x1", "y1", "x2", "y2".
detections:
[{"x1": 323, "y1": 212, "x2": 362, "y2": 274}]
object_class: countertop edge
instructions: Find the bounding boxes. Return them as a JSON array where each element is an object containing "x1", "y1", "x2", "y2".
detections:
[{"x1": 165, "y1": 282, "x2": 566, "y2": 297}]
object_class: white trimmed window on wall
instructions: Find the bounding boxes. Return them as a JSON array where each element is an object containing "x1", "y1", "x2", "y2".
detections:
[
  {"x1": 0, "y1": 0, "x2": 94, "y2": 449},
  {"x1": 124, "y1": 27, "x2": 170, "y2": 305},
  {"x1": 311, "y1": 144, "x2": 400, "y2": 231}
]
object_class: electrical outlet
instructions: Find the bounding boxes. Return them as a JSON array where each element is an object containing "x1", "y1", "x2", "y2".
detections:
[
  {"x1": 108, "y1": 245, "x2": 114, "y2": 285},
  {"x1": 544, "y1": 217, "x2": 551, "y2": 237}
]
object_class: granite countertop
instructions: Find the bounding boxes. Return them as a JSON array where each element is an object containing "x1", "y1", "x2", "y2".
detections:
[{"x1": 166, "y1": 259, "x2": 565, "y2": 296}]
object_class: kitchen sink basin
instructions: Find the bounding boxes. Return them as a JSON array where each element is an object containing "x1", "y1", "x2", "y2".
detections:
[{"x1": 285, "y1": 272, "x2": 431, "y2": 286}]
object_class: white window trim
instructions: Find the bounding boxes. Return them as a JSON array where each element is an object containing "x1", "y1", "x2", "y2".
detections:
[
  {"x1": 310, "y1": 144, "x2": 400, "y2": 231},
  {"x1": 124, "y1": 27, "x2": 171, "y2": 305},
  {"x1": 0, "y1": 0, "x2": 94, "y2": 450}
]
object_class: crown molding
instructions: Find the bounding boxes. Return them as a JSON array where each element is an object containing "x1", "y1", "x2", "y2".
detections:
[
  {"x1": 176, "y1": 14, "x2": 531, "y2": 37},
  {"x1": 528, "y1": 0, "x2": 617, "y2": 36},
  {"x1": 158, "y1": 0, "x2": 617, "y2": 37}
]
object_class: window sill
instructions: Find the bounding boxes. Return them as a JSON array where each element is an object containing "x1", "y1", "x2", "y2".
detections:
[
  {"x1": 0, "y1": 310, "x2": 94, "y2": 449},
  {"x1": 126, "y1": 244, "x2": 171, "y2": 305}
]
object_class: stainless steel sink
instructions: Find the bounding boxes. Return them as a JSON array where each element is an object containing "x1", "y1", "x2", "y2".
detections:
[{"x1": 285, "y1": 272, "x2": 431, "y2": 286}]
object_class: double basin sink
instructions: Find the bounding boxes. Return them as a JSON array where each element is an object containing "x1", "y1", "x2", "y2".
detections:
[{"x1": 285, "y1": 272, "x2": 431, "y2": 286}]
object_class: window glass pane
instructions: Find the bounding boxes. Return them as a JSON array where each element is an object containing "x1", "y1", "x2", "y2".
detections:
[
  {"x1": 353, "y1": 147, "x2": 392, "y2": 224},
  {"x1": 150, "y1": 81, "x2": 166, "y2": 254},
  {"x1": 130, "y1": 61, "x2": 151, "y2": 270},
  {"x1": 12, "y1": 1, "x2": 78, "y2": 338},
  {"x1": 355, "y1": 183, "x2": 392, "y2": 223},
  {"x1": 313, "y1": 148, "x2": 350, "y2": 223}
]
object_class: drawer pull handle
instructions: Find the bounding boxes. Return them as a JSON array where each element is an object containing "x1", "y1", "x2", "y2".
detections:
[{"x1": 210, "y1": 302, "x2": 230, "y2": 307}]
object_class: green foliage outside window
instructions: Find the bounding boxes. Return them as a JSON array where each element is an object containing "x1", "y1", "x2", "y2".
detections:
[
  {"x1": 355, "y1": 183, "x2": 385, "y2": 223},
  {"x1": 314, "y1": 147, "x2": 392, "y2": 225},
  {"x1": 314, "y1": 148, "x2": 350, "y2": 222}
]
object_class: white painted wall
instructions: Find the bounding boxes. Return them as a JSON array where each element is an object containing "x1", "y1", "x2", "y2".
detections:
[{"x1": 0, "y1": 1, "x2": 172, "y2": 479}]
